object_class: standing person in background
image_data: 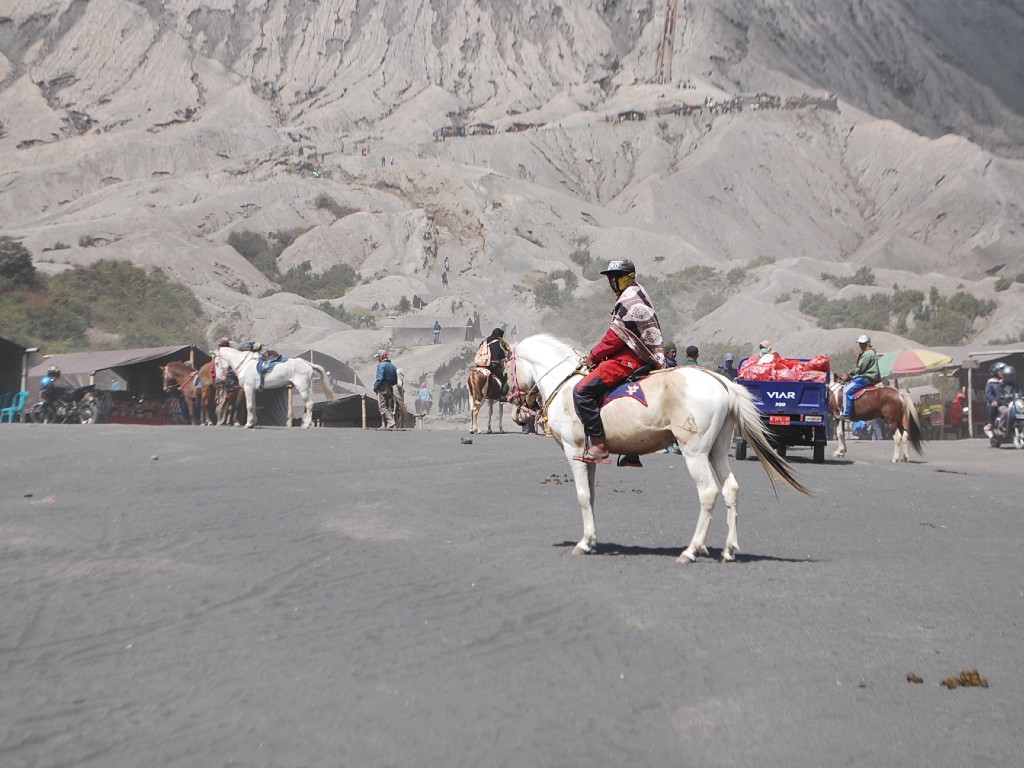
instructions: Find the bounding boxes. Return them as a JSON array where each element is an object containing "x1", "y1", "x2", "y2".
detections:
[
  {"x1": 984, "y1": 362, "x2": 1006, "y2": 437},
  {"x1": 373, "y1": 350, "x2": 399, "y2": 429},
  {"x1": 417, "y1": 382, "x2": 433, "y2": 416},
  {"x1": 682, "y1": 346, "x2": 700, "y2": 366},
  {"x1": 664, "y1": 344, "x2": 678, "y2": 367},
  {"x1": 433, "y1": 320, "x2": 442, "y2": 344},
  {"x1": 718, "y1": 352, "x2": 737, "y2": 380}
]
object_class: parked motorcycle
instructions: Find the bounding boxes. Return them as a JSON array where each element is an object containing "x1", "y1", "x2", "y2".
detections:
[
  {"x1": 989, "y1": 391, "x2": 1024, "y2": 449},
  {"x1": 30, "y1": 383, "x2": 98, "y2": 425}
]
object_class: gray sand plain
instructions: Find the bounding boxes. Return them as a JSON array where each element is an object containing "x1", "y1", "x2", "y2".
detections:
[{"x1": 2, "y1": 425, "x2": 1022, "y2": 767}]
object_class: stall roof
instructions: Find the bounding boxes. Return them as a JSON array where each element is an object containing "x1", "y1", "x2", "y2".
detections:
[{"x1": 28, "y1": 345, "x2": 209, "y2": 379}]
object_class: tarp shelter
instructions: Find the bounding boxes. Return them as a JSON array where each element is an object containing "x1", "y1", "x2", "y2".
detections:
[
  {"x1": 27, "y1": 345, "x2": 212, "y2": 396},
  {"x1": 389, "y1": 316, "x2": 479, "y2": 347},
  {"x1": 0, "y1": 336, "x2": 34, "y2": 394},
  {"x1": 312, "y1": 394, "x2": 382, "y2": 428}
]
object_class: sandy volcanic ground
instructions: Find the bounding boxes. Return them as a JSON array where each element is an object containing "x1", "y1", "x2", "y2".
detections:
[{"x1": 1, "y1": 424, "x2": 1022, "y2": 767}]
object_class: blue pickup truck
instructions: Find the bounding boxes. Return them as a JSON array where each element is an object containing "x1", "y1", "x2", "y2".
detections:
[{"x1": 734, "y1": 362, "x2": 830, "y2": 463}]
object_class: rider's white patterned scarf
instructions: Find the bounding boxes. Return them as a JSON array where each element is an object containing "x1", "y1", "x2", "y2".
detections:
[{"x1": 609, "y1": 283, "x2": 666, "y2": 368}]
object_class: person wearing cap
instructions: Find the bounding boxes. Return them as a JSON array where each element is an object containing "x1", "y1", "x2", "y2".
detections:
[
  {"x1": 485, "y1": 327, "x2": 511, "y2": 396},
  {"x1": 682, "y1": 345, "x2": 700, "y2": 366},
  {"x1": 664, "y1": 344, "x2": 678, "y2": 367},
  {"x1": 573, "y1": 258, "x2": 666, "y2": 465},
  {"x1": 718, "y1": 352, "x2": 737, "y2": 381},
  {"x1": 373, "y1": 349, "x2": 399, "y2": 429},
  {"x1": 842, "y1": 334, "x2": 881, "y2": 418}
]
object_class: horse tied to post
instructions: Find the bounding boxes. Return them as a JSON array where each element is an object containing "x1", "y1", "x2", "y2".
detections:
[
  {"x1": 506, "y1": 334, "x2": 810, "y2": 563},
  {"x1": 826, "y1": 378, "x2": 924, "y2": 462},
  {"x1": 161, "y1": 361, "x2": 210, "y2": 425},
  {"x1": 213, "y1": 346, "x2": 336, "y2": 428},
  {"x1": 467, "y1": 366, "x2": 504, "y2": 434}
]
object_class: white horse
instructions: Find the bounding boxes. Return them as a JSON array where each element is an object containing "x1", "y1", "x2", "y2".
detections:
[
  {"x1": 214, "y1": 346, "x2": 336, "y2": 428},
  {"x1": 506, "y1": 334, "x2": 810, "y2": 562}
]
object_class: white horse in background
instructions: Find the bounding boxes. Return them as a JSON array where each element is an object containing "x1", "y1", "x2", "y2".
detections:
[
  {"x1": 214, "y1": 346, "x2": 336, "y2": 428},
  {"x1": 506, "y1": 334, "x2": 810, "y2": 562}
]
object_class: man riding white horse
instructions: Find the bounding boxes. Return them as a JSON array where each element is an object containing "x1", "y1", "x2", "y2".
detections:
[{"x1": 573, "y1": 259, "x2": 666, "y2": 466}]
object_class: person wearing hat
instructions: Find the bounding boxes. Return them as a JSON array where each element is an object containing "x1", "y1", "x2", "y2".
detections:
[
  {"x1": 718, "y1": 352, "x2": 737, "y2": 381},
  {"x1": 573, "y1": 258, "x2": 666, "y2": 465},
  {"x1": 485, "y1": 327, "x2": 511, "y2": 396},
  {"x1": 842, "y1": 334, "x2": 881, "y2": 418},
  {"x1": 373, "y1": 349, "x2": 399, "y2": 429},
  {"x1": 682, "y1": 345, "x2": 700, "y2": 366},
  {"x1": 757, "y1": 340, "x2": 776, "y2": 364}
]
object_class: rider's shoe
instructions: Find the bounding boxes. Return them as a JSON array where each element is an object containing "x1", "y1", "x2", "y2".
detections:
[
  {"x1": 574, "y1": 435, "x2": 611, "y2": 464},
  {"x1": 983, "y1": 424, "x2": 994, "y2": 438}
]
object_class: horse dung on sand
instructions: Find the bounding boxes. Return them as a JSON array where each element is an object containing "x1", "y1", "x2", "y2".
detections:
[
  {"x1": 505, "y1": 334, "x2": 810, "y2": 563},
  {"x1": 214, "y1": 346, "x2": 336, "y2": 428},
  {"x1": 827, "y1": 377, "x2": 924, "y2": 462}
]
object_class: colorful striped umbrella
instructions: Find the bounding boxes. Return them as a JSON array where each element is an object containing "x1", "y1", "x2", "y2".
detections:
[{"x1": 878, "y1": 348, "x2": 953, "y2": 379}]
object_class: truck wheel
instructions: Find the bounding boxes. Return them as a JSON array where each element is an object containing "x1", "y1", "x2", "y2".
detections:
[
  {"x1": 813, "y1": 443, "x2": 825, "y2": 463},
  {"x1": 735, "y1": 441, "x2": 747, "y2": 461}
]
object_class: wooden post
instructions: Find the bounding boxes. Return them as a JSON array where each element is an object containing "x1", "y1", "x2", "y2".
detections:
[{"x1": 361, "y1": 395, "x2": 367, "y2": 429}]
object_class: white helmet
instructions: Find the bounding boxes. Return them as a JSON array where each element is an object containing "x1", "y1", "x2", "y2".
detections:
[{"x1": 857, "y1": 334, "x2": 870, "y2": 344}]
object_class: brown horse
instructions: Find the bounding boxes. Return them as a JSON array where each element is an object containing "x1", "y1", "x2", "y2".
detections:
[
  {"x1": 161, "y1": 361, "x2": 208, "y2": 425},
  {"x1": 468, "y1": 366, "x2": 504, "y2": 434},
  {"x1": 827, "y1": 379, "x2": 924, "y2": 462}
]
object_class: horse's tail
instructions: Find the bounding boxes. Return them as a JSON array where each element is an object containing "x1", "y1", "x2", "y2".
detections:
[
  {"x1": 899, "y1": 390, "x2": 925, "y2": 454},
  {"x1": 727, "y1": 379, "x2": 812, "y2": 497},
  {"x1": 312, "y1": 363, "x2": 337, "y2": 402}
]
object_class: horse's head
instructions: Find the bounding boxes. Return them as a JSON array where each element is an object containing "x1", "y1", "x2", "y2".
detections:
[{"x1": 160, "y1": 364, "x2": 176, "y2": 393}]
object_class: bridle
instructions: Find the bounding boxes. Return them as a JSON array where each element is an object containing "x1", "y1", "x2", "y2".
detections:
[
  {"x1": 162, "y1": 364, "x2": 196, "y2": 395},
  {"x1": 505, "y1": 346, "x2": 586, "y2": 417}
]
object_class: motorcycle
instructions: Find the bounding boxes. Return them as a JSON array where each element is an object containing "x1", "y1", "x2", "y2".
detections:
[
  {"x1": 989, "y1": 391, "x2": 1024, "y2": 449},
  {"x1": 30, "y1": 383, "x2": 98, "y2": 425}
]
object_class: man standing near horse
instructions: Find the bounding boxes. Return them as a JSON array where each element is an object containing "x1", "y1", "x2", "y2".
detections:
[
  {"x1": 573, "y1": 259, "x2": 666, "y2": 465},
  {"x1": 841, "y1": 334, "x2": 881, "y2": 418},
  {"x1": 373, "y1": 350, "x2": 399, "y2": 429}
]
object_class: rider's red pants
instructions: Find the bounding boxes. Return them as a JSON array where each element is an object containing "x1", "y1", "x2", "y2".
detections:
[{"x1": 573, "y1": 354, "x2": 641, "y2": 437}]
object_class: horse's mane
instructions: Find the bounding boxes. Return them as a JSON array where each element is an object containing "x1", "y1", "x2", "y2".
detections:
[{"x1": 518, "y1": 333, "x2": 581, "y2": 358}]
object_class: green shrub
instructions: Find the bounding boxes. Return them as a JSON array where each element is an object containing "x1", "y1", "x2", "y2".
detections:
[
  {"x1": 994, "y1": 277, "x2": 1012, "y2": 292},
  {"x1": 0, "y1": 236, "x2": 37, "y2": 288}
]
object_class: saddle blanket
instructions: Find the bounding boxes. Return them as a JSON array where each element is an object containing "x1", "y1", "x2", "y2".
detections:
[{"x1": 602, "y1": 380, "x2": 649, "y2": 408}]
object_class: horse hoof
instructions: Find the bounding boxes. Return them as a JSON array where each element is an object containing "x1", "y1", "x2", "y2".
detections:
[
  {"x1": 677, "y1": 551, "x2": 697, "y2": 564},
  {"x1": 572, "y1": 544, "x2": 592, "y2": 556}
]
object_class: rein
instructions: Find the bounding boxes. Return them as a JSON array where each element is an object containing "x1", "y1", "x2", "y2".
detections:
[
  {"x1": 163, "y1": 365, "x2": 198, "y2": 396},
  {"x1": 506, "y1": 346, "x2": 586, "y2": 417}
]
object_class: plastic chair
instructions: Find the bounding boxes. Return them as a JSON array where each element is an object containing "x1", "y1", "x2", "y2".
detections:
[
  {"x1": 0, "y1": 392, "x2": 11, "y2": 412},
  {"x1": 0, "y1": 390, "x2": 28, "y2": 423}
]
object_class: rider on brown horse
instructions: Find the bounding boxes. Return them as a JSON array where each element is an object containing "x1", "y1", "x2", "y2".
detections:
[
  {"x1": 841, "y1": 334, "x2": 881, "y2": 418},
  {"x1": 484, "y1": 328, "x2": 510, "y2": 396}
]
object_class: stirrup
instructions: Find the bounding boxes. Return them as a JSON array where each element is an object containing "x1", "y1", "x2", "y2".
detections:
[{"x1": 616, "y1": 454, "x2": 643, "y2": 468}]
